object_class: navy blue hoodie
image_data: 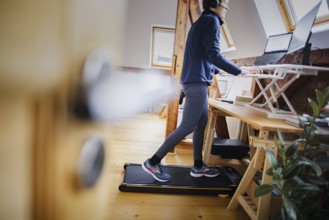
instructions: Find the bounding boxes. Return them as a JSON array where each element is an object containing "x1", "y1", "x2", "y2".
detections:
[{"x1": 180, "y1": 10, "x2": 241, "y2": 85}]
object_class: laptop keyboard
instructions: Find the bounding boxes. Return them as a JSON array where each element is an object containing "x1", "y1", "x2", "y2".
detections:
[{"x1": 254, "y1": 52, "x2": 286, "y2": 66}]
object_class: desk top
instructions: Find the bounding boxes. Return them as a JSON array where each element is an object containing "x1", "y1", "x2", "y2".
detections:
[
  {"x1": 209, "y1": 99, "x2": 303, "y2": 133},
  {"x1": 221, "y1": 64, "x2": 329, "y2": 79},
  {"x1": 242, "y1": 64, "x2": 329, "y2": 72}
]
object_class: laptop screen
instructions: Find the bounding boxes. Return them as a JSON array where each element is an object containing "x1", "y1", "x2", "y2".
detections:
[{"x1": 264, "y1": 33, "x2": 293, "y2": 53}]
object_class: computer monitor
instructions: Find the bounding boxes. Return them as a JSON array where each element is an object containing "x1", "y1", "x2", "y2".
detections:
[{"x1": 287, "y1": 0, "x2": 322, "y2": 64}]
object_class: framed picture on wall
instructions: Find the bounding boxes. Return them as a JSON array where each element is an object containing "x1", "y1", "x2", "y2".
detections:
[{"x1": 151, "y1": 26, "x2": 175, "y2": 68}]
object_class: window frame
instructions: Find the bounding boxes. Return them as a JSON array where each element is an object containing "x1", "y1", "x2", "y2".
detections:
[
  {"x1": 277, "y1": 0, "x2": 329, "y2": 32},
  {"x1": 221, "y1": 23, "x2": 235, "y2": 51}
]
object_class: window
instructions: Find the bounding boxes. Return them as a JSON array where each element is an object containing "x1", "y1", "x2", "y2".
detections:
[
  {"x1": 277, "y1": 0, "x2": 329, "y2": 32},
  {"x1": 151, "y1": 23, "x2": 235, "y2": 69},
  {"x1": 151, "y1": 26, "x2": 175, "y2": 68},
  {"x1": 220, "y1": 23, "x2": 236, "y2": 52}
]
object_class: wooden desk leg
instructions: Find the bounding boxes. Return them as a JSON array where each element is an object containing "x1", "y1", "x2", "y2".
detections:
[
  {"x1": 202, "y1": 107, "x2": 217, "y2": 163},
  {"x1": 227, "y1": 147, "x2": 266, "y2": 220},
  {"x1": 256, "y1": 141, "x2": 277, "y2": 220},
  {"x1": 238, "y1": 121, "x2": 248, "y2": 142},
  {"x1": 228, "y1": 130, "x2": 277, "y2": 220}
]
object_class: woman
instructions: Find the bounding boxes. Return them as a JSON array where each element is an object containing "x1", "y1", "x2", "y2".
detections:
[{"x1": 142, "y1": 0, "x2": 261, "y2": 182}]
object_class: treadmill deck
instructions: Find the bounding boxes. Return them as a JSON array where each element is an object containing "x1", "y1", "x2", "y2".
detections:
[{"x1": 119, "y1": 163, "x2": 241, "y2": 196}]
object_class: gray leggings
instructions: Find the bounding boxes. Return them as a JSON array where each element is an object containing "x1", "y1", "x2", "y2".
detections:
[{"x1": 155, "y1": 83, "x2": 208, "y2": 161}]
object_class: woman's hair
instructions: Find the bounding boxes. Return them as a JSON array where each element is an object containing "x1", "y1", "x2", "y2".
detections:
[{"x1": 202, "y1": 0, "x2": 222, "y2": 10}]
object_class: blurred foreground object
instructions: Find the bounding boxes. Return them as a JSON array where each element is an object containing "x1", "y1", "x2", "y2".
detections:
[
  {"x1": 76, "y1": 134, "x2": 105, "y2": 188},
  {"x1": 73, "y1": 49, "x2": 178, "y2": 122}
]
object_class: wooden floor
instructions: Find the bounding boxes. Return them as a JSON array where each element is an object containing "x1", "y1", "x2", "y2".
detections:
[{"x1": 91, "y1": 113, "x2": 250, "y2": 220}]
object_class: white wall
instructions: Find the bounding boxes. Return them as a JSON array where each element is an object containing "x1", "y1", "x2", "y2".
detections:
[
  {"x1": 122, "y1": 0, "x2": 267, "y2": 66},
  {"x1": 311, "y1": 27, "x2": 329, "y2": 48},
  {"x1": 223, "y1": 0, "x2": 267, "y2": 59},
  {"x1": 121, "y1": 0, "x2": 177, "y2": 68},
  {"x1": 253, "y1": 0, "x2": 287, "y2": 36}
]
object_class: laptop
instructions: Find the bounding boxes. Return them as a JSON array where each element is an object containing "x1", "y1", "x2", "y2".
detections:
[{"x1": 254, "y1": 32, "x2": 293, "y2": 66}]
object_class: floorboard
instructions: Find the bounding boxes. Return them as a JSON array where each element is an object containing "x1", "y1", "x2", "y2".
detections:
[{"x1": 94, "y1": 113, "x2": 250, "y2": 220}]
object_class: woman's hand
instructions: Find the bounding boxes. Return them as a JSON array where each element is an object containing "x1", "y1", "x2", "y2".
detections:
[{"x1": 240, "y1": 66, "x2": 262, "y2": 75}]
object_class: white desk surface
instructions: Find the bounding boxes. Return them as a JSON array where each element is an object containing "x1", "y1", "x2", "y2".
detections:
[{"x1": 241, "y1": 64, "x2": 329, "y2": 75}]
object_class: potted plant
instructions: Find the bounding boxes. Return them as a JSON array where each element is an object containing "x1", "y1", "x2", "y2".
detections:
[{"x1": 255, "y1": 86, "x2": 329, "y2": 220}]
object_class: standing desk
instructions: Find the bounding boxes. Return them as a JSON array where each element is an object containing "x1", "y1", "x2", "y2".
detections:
[
  {"x1": 239, "y1": 64, "x2": 329, "y2": 119},
  {"x1": 202, "y1": 100, "x2": 303, "y2": 220}
]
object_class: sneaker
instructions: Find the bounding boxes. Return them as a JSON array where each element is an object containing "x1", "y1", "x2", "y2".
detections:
[
  {"x1": 190, "y1": 163, "x2": 220, "y2": 178},
  {"x1": 142, "y1": 159, "x2": 171, "y2": 182}
]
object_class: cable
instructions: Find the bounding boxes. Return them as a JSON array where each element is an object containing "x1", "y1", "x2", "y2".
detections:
[{"x1": 309, "y1": 47, "x2": 323, "y2": 65}]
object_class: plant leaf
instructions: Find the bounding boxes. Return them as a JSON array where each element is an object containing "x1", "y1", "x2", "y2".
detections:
[
  {"x1": 265, "y1": 148, "x2": 278, "y2": 169},
  {"x1": 276, "y1": 129, "x2": 285, "y2": 147},
  {"x1": 305, "y1": 159, "x2": 323, "y2": 176},
  {"x1": 282, "y1": 177, "x2": 301, "y2": 194},
  {"x1": 315, "y1": 89, "x2": 325, "y2": 107},
  {"x1": 282, "y1": 197, "x2": 297, "y2": 220},
  {"x1": 314, "y1": 155, "x2": 329, "y2": 170},
  {"x1": 324, "y1": 85, "x2": 329, "y2": 94},
  {"x1": 255, "y1": 184, "x2": 274, "y2": 197},
  {"x1": 282, "y1": 159, "x2": 323, "y2": 179},
  {"x1": 272, "y1": 167, "x2": 282, "y2": 180},
  {"x1": 284, "y1": 141, "x2": 298, "y2": 159},
  {"x1": 295, "y1": 183, "x2": 320, "y2": 191},
  {"x1": 281, "y1": 161, "x2": 302, "y2": 179},
  {"x1": 323, "y1": 86, "x2": 329, "y2": 100},
  {"x1": 308, "y1": 98, "x2": 319, "y2": 118},
  {"x1": 306, "y1": 175, "x2": 328, "y2": 186},
  {"x1": 266, "y1": 167, "x2": 274, "y2": 176}
]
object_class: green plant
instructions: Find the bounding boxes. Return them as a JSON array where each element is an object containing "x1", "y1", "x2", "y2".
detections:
[{"x1": 255, "y1": 86, "x2": 329, "y2": 220}]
